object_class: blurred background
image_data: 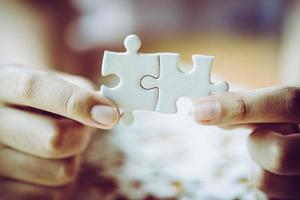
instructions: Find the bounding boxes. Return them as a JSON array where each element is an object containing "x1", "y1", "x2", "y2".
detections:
[
  {"x1": 1, "y1": 0, "x2": 300, "y2": 88},
  {"x1": 1, "y1": 0, "x2": 300, "y2": 199}
]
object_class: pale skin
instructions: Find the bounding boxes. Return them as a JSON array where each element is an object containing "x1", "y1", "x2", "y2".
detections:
[
  {"x1": 1, "y1": 1, "x2": 300, "y2": 199},
  {"x1": 192, "y1": 86, "x2": 300, "y2": 199},
  {"x1": 0, "y1": 1, "x2": 120, "y2": 187},
  {"x1": 0, "y1": 65, "x2": 119, "y2": 186}
]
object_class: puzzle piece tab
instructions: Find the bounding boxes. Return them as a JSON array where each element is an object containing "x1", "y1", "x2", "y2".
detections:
[
  {"x1": 100, "y1": 35, "x2": 159, "y2": 124},
  {"x1": 141, "y1": 54, "x2": 229, "y2": 113}
]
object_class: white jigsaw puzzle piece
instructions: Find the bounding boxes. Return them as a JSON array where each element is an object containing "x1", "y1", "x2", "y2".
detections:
[
  {"x1": 100, "y1": 35, "x2": 159, "y2": 124},
  {"x1": 141, "y1": 53, "x2": 229, "y2": 113}
]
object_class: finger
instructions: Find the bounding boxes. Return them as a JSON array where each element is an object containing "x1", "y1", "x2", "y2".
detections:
[
  {"x1": 248, "y1": 125, "x2": 300, "y2": 175},
  {"x1": 0, "y1": 145, "x2": 80, "y2": 186},
  {"x1": 255, "y1": 187, "x2": 295, "y2": 200},
  {"x1": 0, "y1": 106, "x2": 92, "y2": 158},
  {"x1": 55, "y1": 70, "x2": 95, "y2": 90},
  {"x1": 0, "y1": 65, "x2": 119, "y2": 129},
  {"x1": 192, "y1": 86, "x2": 300, "y2": 125},
  {"x1": 0, "y1": 178, "x2": 75, "y2": 200},
  {"x1": 258, "y1": 123, "x2": 300, "y2": 135},
  {"x1": 219, "y1": 123, "x2": 300, "y2": 132},
  {"x1": 253, "y1": 166, "x2": 300, "y2": 199},
  {"x1": 218, "y1": 123, "x2": 258, "y2": 130}
]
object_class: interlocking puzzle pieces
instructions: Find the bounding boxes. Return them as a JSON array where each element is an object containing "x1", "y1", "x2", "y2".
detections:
[
  {"x1": 141, "y1": 53, "x2": 229, "y2": 114},
  {"x1": 100, "y1": 35, "x2": 159, "y2": 124},
  {"x1": 101, "y1": 34, "x2": 229, "y2": 125}
]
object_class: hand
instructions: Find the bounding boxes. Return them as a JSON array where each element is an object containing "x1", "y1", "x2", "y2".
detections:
[
  {"x1": 192, "y1": 86, "x2": 300, "y2": 199},
  {"x1": 0, "y1": 65, "x2": 119, "y2": 186},
  {"x1": 0, "y1": 177, "x2": 74, "y2": 200}
]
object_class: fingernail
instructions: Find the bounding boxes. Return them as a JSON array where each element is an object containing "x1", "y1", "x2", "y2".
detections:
[
  {"x1": 91, "y1": 105, "x2": 118, "y2": 126},
  {"x1": 192, "y1": 100, "x2": 221, "y2": 122}
]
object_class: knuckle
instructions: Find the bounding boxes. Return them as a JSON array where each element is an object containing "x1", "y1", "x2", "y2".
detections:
[
  {"x1": 270, "y1": 137, "x2": 300, "y2": 175},
  {"x1": 249, "y1": 128, "x2": 298, "y2": 176},
  {"x1": 52, "y1": 157, "x2": 80, "y2": 186},
  {"x1": 45, "y1": 124, "x2": 63, "y2": 158},
  {"x1": 18, "y1": 70, "x2": 41, "y2": 100},
  {"x1": 281, "y1": 87, "x2": 300, "y2": 120},
  {"x1": 45, "y1": 120, "x2": 87, "y2": 158},
  {"x1": 233, "y1": 95, "x2": 249, "y2": 121},
  {"x1": 63, "y1": 89, "x2": 93, "y2": 117},
  {"x1": 267, "y1": 138, "x2": 290, "y2": 175},
  {"x1": 269, "y1": 148, "x2": 285, "y2": 174},
  {"x1": 64, "y1": 90, "x2": 81, "y2": 114}
]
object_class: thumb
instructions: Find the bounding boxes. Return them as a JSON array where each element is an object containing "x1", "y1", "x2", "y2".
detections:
[
  {"x1": 192, "y1": 86, "x2": 300, "y2": 125},
  {"x1": 0, "y1": 66, "x2": 119, "y2": 129}
]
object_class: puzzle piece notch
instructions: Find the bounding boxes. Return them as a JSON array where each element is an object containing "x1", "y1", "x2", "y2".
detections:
[
  {"x1": 141, "y1": 54, "x2": 229, "y2": 114},
  {"x1": 100, "y1": 35, "x2": 159, "y2": 125}
]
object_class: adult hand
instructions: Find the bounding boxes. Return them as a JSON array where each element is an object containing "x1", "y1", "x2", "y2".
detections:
[
  {"x1": 192, "y1": 86, "x2": 300, "y2": 199},
  {"x1": 0, "y1": 65, "x2": 119, "y2": 186}
]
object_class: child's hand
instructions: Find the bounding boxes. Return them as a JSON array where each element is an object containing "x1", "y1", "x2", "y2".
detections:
[
  {"x1": 192, "y1": 86, "x2": 300, "y2": 199},
  {"x1": 0, "y1": 65, "x2": 119, "y2": 186}
]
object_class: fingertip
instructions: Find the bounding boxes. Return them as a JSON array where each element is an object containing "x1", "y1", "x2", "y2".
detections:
[
  {"x1": 191, "y1": 96, "x2": 221, "y2": 124},
  {"x1": 90, "y1": 104, "x2": 119, "y2": 129},
  {"x1": 95, "y1": 93, "x2": 121, "y2": 127}
]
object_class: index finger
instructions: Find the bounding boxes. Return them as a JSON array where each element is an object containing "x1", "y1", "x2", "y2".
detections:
[
  {"x1": 192, "y1": 86, "x2": 300, "y2": 126},
  {"x1": 0, "y1": 65, "x2": 119, "y2": 129}
]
